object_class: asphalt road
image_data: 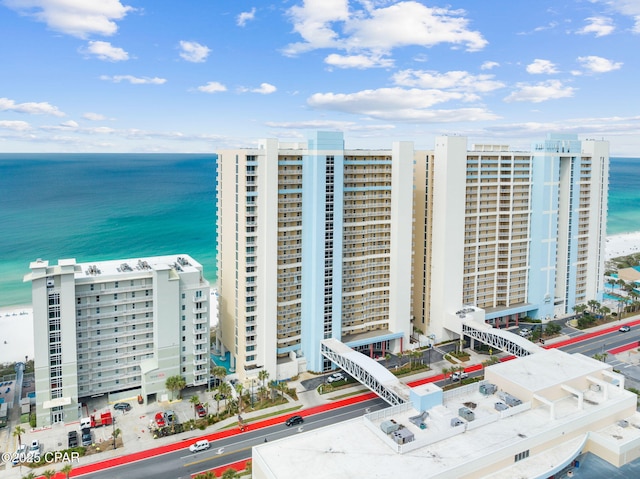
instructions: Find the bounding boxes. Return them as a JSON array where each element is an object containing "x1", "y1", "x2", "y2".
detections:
[
  {"x1": 78, "y1": 398, "x2": 388, "y2": 479},
  {"x1": 78, "y1": 326, "x2": 640, "y2": 479}
]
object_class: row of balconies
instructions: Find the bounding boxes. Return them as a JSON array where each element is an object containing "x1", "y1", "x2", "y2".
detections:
[{"x1": 75, "y1": 282, "x2": 152, "y2": 297}]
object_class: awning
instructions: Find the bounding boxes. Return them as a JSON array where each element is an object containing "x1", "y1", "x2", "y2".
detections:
[{"x1": 43, "y1": 397, "x2": 72, "y2": 409}]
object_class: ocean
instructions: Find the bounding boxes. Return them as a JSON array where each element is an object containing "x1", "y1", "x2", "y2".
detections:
[
  {"x1": 0, "y1": 155, "x2": 638, "y2": 308},
  {"x1": 0, "y1": 154, "x2": 217, "y2": 307}
]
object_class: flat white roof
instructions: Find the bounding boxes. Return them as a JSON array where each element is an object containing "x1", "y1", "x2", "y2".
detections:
[
  {"x1": 487, "y1": 348, "x2": 610, "y2": 393},
  {"x1": 254, "y1": 351, "x2": 639, "y2": 479}
]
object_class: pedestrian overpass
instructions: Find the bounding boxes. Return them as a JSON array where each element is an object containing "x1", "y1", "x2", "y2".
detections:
[
  {"x1": 320, "y1": 310, "x2": 542, "y2": 406},
  {"x1": 320, "y1": 339, "x2": 410, "y2": 406}
]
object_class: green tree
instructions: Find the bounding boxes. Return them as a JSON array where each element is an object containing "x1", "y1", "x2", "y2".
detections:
[
  {"x1": 112, "y1": 428, "x2": 121, "y2": 449},
  {"x1": 234, "y1": 383, "x2": 244, "y2": 412},
  {"x1": 258, "y1": 370, "x2": 270, "y2": 400},
  {"x1": 13, "y1": 425, "x2": 25, "y2": 446},
  {"x1": 165, "y1": 375, "x2": 186, "y2": 401},
  {"x1": 190, "y1": 394, "x2": 200, "y2": 418},
  {"x1": 218, "y1": 381, "x2": 232, "y2": 411},
  {"x1": 41, "y1": 470, "x2": 56, "y2": 479},
  {"x1": 21, "y1": 473, "x2": 36, "y2": 479},
  {"x1": 211, "y1": 366, "x2": 227, "y2": 389},
  {"x1": 60, "y1": 463, "x2": 73, "y2": 479},
  {"x1": 221, "y1": 467, "x2": 240, "y2": 479}
]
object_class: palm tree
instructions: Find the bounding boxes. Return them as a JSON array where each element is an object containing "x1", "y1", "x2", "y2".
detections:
[
  {"x1": 13, "y1": 425, "x2": 25, "y2": 446},
  {"x1": 165, "y1": 375, "x2": 186, "y2": 401},
  {"x1": 234, "y1": 383, "x2": 244, "y2": 412},
  {"x1": 41, "y1": 470, "x2": 56, "y2": 479},
  {"x1": 258, "y1": 369, "x2": 269, "y2": 399},
  {"x1": 21, "y1": 472, "x2": 36, "y2": 479},
  {"x1": 221, "y1": 467, "x2": 240, "y2": 479},
  {"x1": 587, "y1": 299, "x2": 601, "y2": 314},
  {"x1": 60, "y1": 463, "x2": 73, "y2": 479},
  {"x1": 218, "y1": 381, "x2": 232, "y2": 411},
  {"x1": 211, "y1": 366, "x2": 227, "y2": 391},
  {"x1": 190, "y1": 395, "x2": 200, "y2": 418}
]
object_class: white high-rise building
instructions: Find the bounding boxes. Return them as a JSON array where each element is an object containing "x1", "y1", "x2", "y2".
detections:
[
  {"x1": 216, "y1": 132, "x2": 414, "y2": 381},
  {"x1": 413, "y1": 134, "x2": 609, "y2": 339},
  {"x1": 25, "y1": 254, "x2": 210, "y2": 427},
  {"x1": 217, "y1": 132, "x2": 609, "y2": 381}
]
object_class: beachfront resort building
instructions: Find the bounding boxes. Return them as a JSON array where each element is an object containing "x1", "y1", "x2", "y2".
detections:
[
  {"x1": 413, "y1": 134, "x2": 610, "y2": 340},
  {"x1": 216, "y1": 132, "x2": 413, "y2": 380},
  {"x1": 252, "y1": 348, "x2": 640, "y2": 479},
  {"x1": 215, "y1": 132, "x2": 609, "y2": 380},
  {"x1": 25, "y1": 254, "x2": 211, "y2": 427}
]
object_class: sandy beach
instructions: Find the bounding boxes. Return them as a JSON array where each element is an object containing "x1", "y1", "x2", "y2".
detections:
[
  {"x1": 605, "y1": 231, "x2": 640, "y2": 261},
  {"x1": 0, "y1": 304, "x2": 34, "y2": 364}
]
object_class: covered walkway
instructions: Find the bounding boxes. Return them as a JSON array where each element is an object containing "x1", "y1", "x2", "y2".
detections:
[{"x1": 320, "y1": 339, "x2": 410, "y2": 405}]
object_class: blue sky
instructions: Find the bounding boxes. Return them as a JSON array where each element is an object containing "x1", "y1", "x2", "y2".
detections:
[{"x1": 0, "y1": 0, "x2": 639, "y2": 154}]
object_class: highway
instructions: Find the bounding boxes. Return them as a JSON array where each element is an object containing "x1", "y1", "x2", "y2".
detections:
[{"x1": 78, "y1": 325, "x2": 640, "y2": 479}]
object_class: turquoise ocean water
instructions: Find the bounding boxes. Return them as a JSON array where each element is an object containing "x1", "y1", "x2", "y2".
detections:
[
  {"x1": 0, "y1": 154, "x2": 217, "y2": 307},
  {"x1": 0, "y1": 155, "x2": 638, "y2": 307}
]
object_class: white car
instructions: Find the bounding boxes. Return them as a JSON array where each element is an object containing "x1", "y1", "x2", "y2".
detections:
[
  {"x1": 519, "y1": 328, "x2": 532, "y2": 337},
  {"x1": 451, "y1": 371, "x2": 469, "y2": 381},
  {"x1": 327, "y1": 372, "x2": 345, "y2": 383},
  {"x1": 189, "y1": 440, "x2": 210, "y2": 453}
]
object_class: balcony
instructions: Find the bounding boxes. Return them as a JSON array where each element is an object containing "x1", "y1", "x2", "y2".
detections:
[{"x1": 193, "y1": 337, "x2": 208, "y2": 346}]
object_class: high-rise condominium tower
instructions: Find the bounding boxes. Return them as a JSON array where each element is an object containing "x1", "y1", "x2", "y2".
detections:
[{"x1": 25, "y1": 254, "x2": 210, "y2": 426}]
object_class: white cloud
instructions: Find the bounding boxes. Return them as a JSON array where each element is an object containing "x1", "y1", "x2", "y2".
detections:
[
  {"x1": 590, "y1": 0, "x2": 640, "y2": 33},
  {"x1": 237, "y1": 7, "x2": 256, "y2": 27},
  {"x1": 285, "y1": 0, "x2": 349, "y2": 54},
  {"x1": 60, "y1": 120, "x2": 78, "y2": 128},
  {"x1": 284, "y1": 0, "x2": 487, "y2": 58},
  {"x1": 504, "y1": 80, "x2": 575, "y2": 103},
  {"x1": 526, "y1": 59, "x2": 558, "y2": 74},
  {"x1": 0, "y1": 97, "x2": 65, "y2": 116},
  {"x1": 577, "y1": 55, "x2": 623, "y2": 73},
  {"x1": 179, "y1": 41, "x2": 211, "y2": 63},
  {"x1": 392, "y1": 70, "x2": 504, "y2": 93},
  {"x1": 480, "y1": 61, "x2": 500, "y2": 70},
  {"x1": 243, "y1": 83, "x2": 277, "y2": 94},
  {"x1": 100, "y1": 75, "x2": 167, "y2": 85},
  {"x1": 83, "y1": 40, "x2": 129, "y2": 61},
  {"x1": 325, "y1": 53, "x2": 393, "y2": 69},
  {"x1": 83, "y1": 112, "x2": 107, "y2": 121},
  {"x1": 197, "y1": 82, "x2": 227, "y2": 93},
  {"x1": 2, "y1": 0, "x2": 133, "y2": 38},
  {"x1": 577, "y1": 16, "x2": 615, "y2": 37},
  {"x1": 307, "y1": 87, "x2": 499, "y2": 122},
  {"x1": 0, "y1": 120, "x2": 31, "y2": 131}
]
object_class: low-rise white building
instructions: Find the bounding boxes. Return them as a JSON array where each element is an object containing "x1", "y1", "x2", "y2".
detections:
[
  {"x1": 253, "y1": 349, "x2": 640, "y2": 478},
  {"x1": 25, "y1": 254, "x2": 211, "y2": 427}
]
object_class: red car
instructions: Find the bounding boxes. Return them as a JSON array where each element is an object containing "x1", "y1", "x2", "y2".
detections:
[
  {"x1": 195, "y1": 403, "x2": 206, "y2": 418},
  {"x1": 155, "y1": 412, "x2": 166, "y2": 427}
]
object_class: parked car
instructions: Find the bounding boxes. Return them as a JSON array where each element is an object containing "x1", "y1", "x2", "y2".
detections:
[
  {"x1": 166, "y1": 410, "x2": 176, "y2": 424},
  {"x1": 68, "y1": 430, "x2": 78, "y2": 448},
  {"x1": 619, "y1": 325, "x2": 631, "y2": 332},
  {"x1": 12, "y1": 444, "x2": 27, "y2": 465},
  {"x1": 327, "y1": 372, "x2": 345, "y2": 383},
  {"x1": 189, "y1": 440, "x2": 210, "y2": 453},
  {"x1": 451, "y1": 371, "x2": 469, "y2": 381},
  {"x1": 81, "y1": 428, "x2": 92, "y2": 446},
  {"x1": 155, "y1": 412, "x2": 166, "y2": 427},
  {"x1": 195, "y1": 403, "x2": 207, "y2": 418},
  {"x1": 113, "y1": 402, "x2": 131, "y2": 411},
  {"x1": 519, "y1": 328, "x2": 532, "y2": 337},
  {"x1": 285, "y1": 415, "x2": 304, "y2": 427},
  {"x1": 29, "y1": 439, "x2": 41, "y2": 457}
]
